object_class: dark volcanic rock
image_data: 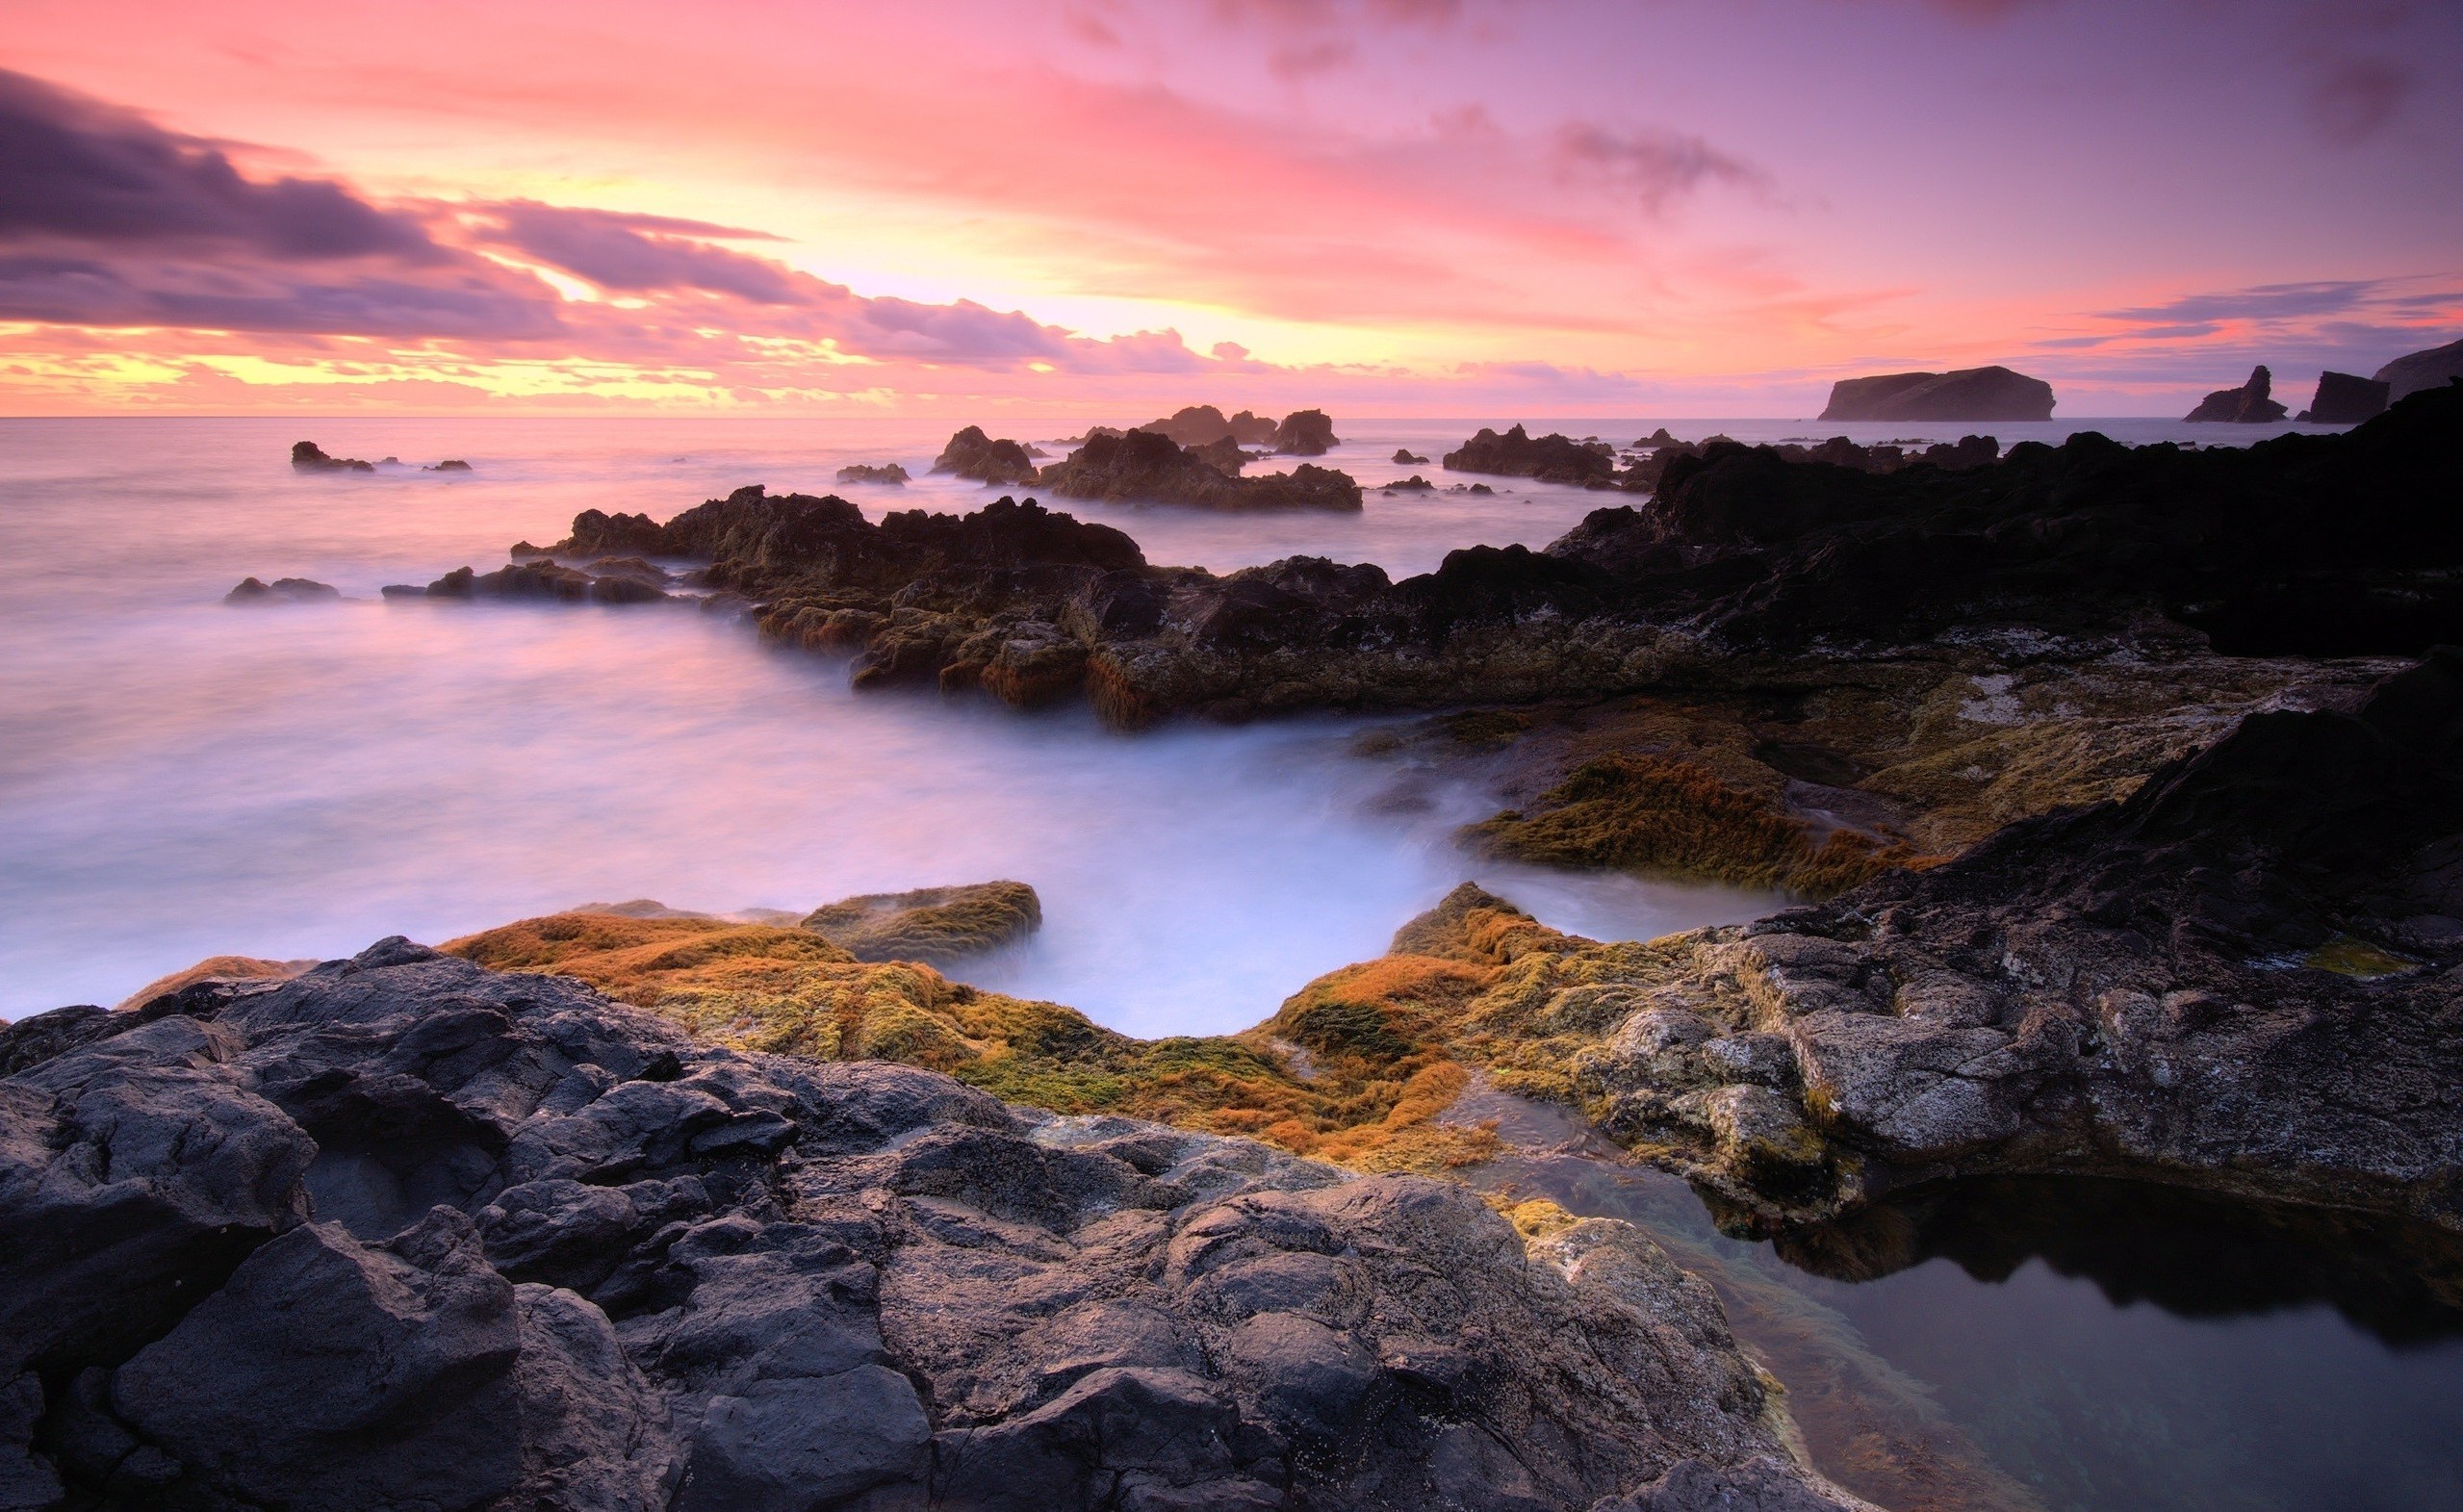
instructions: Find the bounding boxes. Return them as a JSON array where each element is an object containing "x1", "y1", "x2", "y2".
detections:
[
  {"x1": 1817, "y1": 367, "x2": 2055, "y2": 423},
  {"x1": 2185, "y1": 365, "x2": 2290, "y2": 423},
  {"x1": 1039, "y1": 429, "x2": 1361, "y2": 511},
  {"x1": 2375, "y1": 338, "x2": 2463, "y2": 403},
  {"x1": 1592, "y1": 651, "x2": 2463, "y2": 1235},
  {"x1": 1272, "y1": 409, "x2": 1338, "y2": 456},
  {"x1": 391, "y1": 559, "x2": 671, "y2": 605},
  {"x1": 2298, "y1": 371, "x2": 2390, "y2": 425},
  {"x1": 934, "y1": 426, "x2": 1041, "y2": 486},
  {"x1": 1392, "y1": 449, "x2": 1429, "y2": 465},
  {"x1": 1379, "y1": 475, "x2": 1436, "y2": 493},
  {"x1": 1442, "y1": 424, "x2": 1617, "y2": 485},
  {"x1": 290, "y1": 441, "x2": 373, "y2": 474},
  {"x1": 0, "y1": 942, "x2": 1861, "y2": 1510},
  {"x1": 225, "y1": 577, "x2": 340, "y2": 604},
  {"x1": 835, "y1": 463, "x2": 911, "y2": 486}
]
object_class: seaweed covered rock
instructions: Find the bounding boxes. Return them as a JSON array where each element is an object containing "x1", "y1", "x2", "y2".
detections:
[
  {"x1": 1038, "y1": 429, "x2": 1361, "y2": 511},
  {"x1": 1816, "y1": 367, "x2": 2054, "y2": 423},
  {"x1": 2185, "y1": 365, "x2": 2290, "y2": 423},
  {"x1": 0, "y1": 942, "x2": 1863, "y2": 1511},
  {"x1": 803, "y1": 881, "x2": 1043, "y2": 964},
  {"x1": 934, "y1": 426, "x2": 1041, "y2": 486},
  {"x1": 1442, "y1": 423, "x2": 1616, "y2": 485}
]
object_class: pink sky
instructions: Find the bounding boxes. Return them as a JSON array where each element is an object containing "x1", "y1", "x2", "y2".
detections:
[{"x1": 3, "y1": 0, "x2": 2457, "y2": 416}]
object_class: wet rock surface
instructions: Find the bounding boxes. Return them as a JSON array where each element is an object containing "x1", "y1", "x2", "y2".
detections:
[
  {"x1": 0, "y1": 946, "x2": 1866, "y2": 1511},
  {"x1": 1816, "y1": 367, "x2": 2055, "y2": 423}
]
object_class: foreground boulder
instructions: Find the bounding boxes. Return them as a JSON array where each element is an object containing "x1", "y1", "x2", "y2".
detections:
[
  {"x1": 2184, "y1": 364, "x2": 2289, "y2": 423},
  {"x1": 1816, "y1": 367, "x2": 2054, "y2": 423},
  {"x1": 0, "y1": 946, "x2": 1866, "y2": 1510}
]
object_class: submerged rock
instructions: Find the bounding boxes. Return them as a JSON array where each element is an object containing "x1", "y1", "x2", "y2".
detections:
[
  {"x1": 1816, "y1": 367, "x2": 2055, "y2": 423},
  {"x1": 933, "y1": 426, "x2": 1041, "y2": 486},
  {"x1": 0, "y1": 943, "x2": 1864, "y2": 1510},
  {"x1": 224, "y1": 576, "x2": 339, "y2": 604},
  {"x1": 289, "y1": 441, "x2": 372, "y2": 474},
  {"x1": 2374, "y1": 338, "x2": 2463, "y2": 403},
  {"x1": 2298, "y1": 371, "x2": 2390, "y2": 424},
  {"x1": 1442, "y1": 424, "x2": 1617, "y2": 485},
  {"x1": 802, "y1": 881, "x2": 1042, "y2": 963},
  {"x1": 835, "y1": 462, "x2": 911, "y2": 485},
  {"x1": 2185, "y1": 365, "x2": 2290, "y2": 423}
]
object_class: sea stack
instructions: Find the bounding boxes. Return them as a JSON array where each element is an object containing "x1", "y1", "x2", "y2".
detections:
[
  {"x1": 1816, "y1": 366, "x2": 2055, "y2": 422},
  {"x1": 2298, "y1": 372, "x2": 2390, "y2": 424},
  {"x1": 2184, "y1": 365, "x2": 2290, "y2": 423}
]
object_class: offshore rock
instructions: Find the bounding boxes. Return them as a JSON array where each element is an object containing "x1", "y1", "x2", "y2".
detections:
[
  {"x1": 934, "y1": 426, "x2": 1042, "y2": 487},
  {"x1": 388, "y1": 559, "x2": 671, "y2": 604},
  {"x1": 1392, "y1": 449, "x2": 1429, "y2": 465},
  {"x1": 2374, "y1": 338, "x2": 2463, "y2": 403},
  {"x1": 1039, "y1": 429, "x2": 1362, "y2": 511},
  {"x1": 1443, "y1": 424, "x2": 1617, "y2": 485},
  {"x1": 224, "y1": 577, "x2": 340, "y2": 604},
  {"x1": 289, "y1": 441, "x2": 373, "y2": 474},
  {"x1": 1816, "y1": 367, "x2": 2055, "y2": 423},
  {"x1": 2298, "y1": 371, "x2": 2390, "y2": 425},
  {"x1": 1272, "y1": 409, "x2": 1338, "y2": 456},
  {"x1": 0, "y1": 944, "x2": 1864, "y2": 1511},
  {"x1": 802, "y1": 881, "x2": 1043, "y2": 964},
  {"x1": 2184, "y1": 365, "x2": 2289, "y2": 423},
  {"x1": 835, "y1": 463, "x2": 911, "y2": 486}
]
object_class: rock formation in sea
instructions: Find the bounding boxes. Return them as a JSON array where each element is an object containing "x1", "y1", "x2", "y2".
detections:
[
  {"x1": 224, "y1": 576, "x2": 340, "y2": 604},
  {"x1": 2297, "y1": 371, "x2": 2390, "y2": 424},
  {"x1": 1226, "y1": 409, "x2": 1280, "y2": 445},
  {"x1": 1036, "y1": 429, "x2": 1362, "y2": 512},
  {"x1": 2373, "y1": 338, "x2": 2463, "y2": 402},
  {"x1": 289, "y1": 440, "x2": 373, "y2": 473},
  {"x1": 1271, "y1": 409, "x2": 1338, "y2": 456},
  {"x1": 2184, "y1": 365, "x2": 2290, "y2": 423},
  {"x1": 1815, "y1": 367, "x2": 2055, "y2": 423},
  {"x1": 0, "y1": 941, "x2": 1870, "y2": 1511},
  {"x1": 801, "y1": 881, "x2": 1042, "y2": 964},
  {"x1": 1378, "y1": 475, "x2": 1436, "y2": 494},
  {"x1": 1392, "y1": 449, "x2": 1429, "y2": 465},
  {"x1": 428, "y1": 459, "x2": 474, "y2": 472},
  {"x1": 1441, "y1": 423, "x2": 1618, "y2": 485},
  {"x1": 932, "y1": 426, "x2": 1041, "y2": 487},
  {"x1": 386, "y1": 557, "x2": 673, "y2": 604},
  {"x1": 834, "y1": 463, "x2": 911, "y2": 485}
]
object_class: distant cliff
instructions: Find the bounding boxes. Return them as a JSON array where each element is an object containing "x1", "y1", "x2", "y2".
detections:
[
  {"x1": 1818, "y1": 365, "x2": 2055, "y2": 422},
  {"x1": 2375, "y1": 337, "x2": 2463, "y2": 403}
]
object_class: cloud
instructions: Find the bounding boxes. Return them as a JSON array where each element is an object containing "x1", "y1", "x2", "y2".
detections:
[
  {"x1": 0, "y1": 68, "x2": 441, "y2": 262},
  {"x1": 473, "y1": 201, "x2": 808, "y2": 303},
  {"x1": 2307, "y1": 55, "x2": 2413, "y2": 145},
  {"x1": 1549, "y1": 124, "x2": 1770, "y2": 215},
  {"x1": 2100, "y1": 278, "x2": 2403, "y2": 327}
]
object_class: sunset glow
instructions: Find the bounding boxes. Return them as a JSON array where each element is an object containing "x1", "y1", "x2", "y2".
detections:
[{"x1": 5, "y1": 0, "x2": 2457, "y2": 416}]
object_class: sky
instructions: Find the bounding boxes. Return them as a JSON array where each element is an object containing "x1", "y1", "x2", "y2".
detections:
[{"x1": 2, "y1": 0, "x2": 2457, "y2": 417}]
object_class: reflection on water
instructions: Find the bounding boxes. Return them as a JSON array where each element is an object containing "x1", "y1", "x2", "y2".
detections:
[{"x1": 1453, "y1": 1086, "x2": 2463, "y2": 1512}]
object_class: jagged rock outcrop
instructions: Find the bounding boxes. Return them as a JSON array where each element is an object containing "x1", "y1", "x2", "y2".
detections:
[
  {"x1": 1444, "y1": 424, "x2": 1617, "y2": 485},
  {"x1": 933, "y1": 427, "x2": 1041, "y2": 487},
  {"x1": 0, "y1": 945, "x2": 1866, "y2": 1511},
  {"x1": 290, "y1": 441, "x2": 372, "y2": 474},
  {"x1": 2299, "y1": 372, "x2": 2390, "y2": 424},
  {"x1": 835, "y1": 463, "x2": 910, "y2": 486},
  {"x1": 1559, "y1": 651, "x2": 2463, "y2": 1235},
  {"x1": 2185, "y1": 365, "x2": 2289, "y2": 423},
  {"x1": 2375, "y1": 339, "x2": 2463, "y2": 403},
  {"x1": 802, "y1": 882, "x2": 1043, "y2": 964},
  {"x1": 1271, "y1": 410, "x2": 1338, "y2": 456},
  {"x1": 224, "y1": 577, "x2": 339, "y2": 604},
  {"x1": 1816, "y1": 367, "x2": 2055, "y2": 423},
  {"x1": 1037, "y1": 430, "x2": 1362, "y2": 511}
]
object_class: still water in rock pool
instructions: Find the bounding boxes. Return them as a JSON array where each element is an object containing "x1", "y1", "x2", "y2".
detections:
[{"x1": 5, "y1": 413, "x2": 2449, "y2": 1511}]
